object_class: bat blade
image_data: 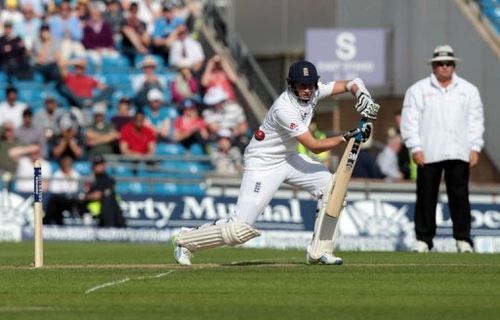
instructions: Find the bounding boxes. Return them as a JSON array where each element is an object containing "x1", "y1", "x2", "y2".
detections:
[{"x1": 325, "y1": 136, "x2": 362, "y2": 218}]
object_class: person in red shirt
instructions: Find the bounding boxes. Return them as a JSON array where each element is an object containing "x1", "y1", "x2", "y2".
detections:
[
  {"x1": 56, "y1": 58, "x2": 114, "y2": 109},
  {"x1": 172, "y1": 98, "x2": 209, "y2": 150},
  {"x1": 119, "y1": 111, "x2": 156, "y2": 155},
  {"x1": 201, "y1": 54, "x2": 238, "y2": 101}
]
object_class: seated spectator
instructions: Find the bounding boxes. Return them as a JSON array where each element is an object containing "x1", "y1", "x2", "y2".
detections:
[
  {"x1": 33, "y1": 95, "x2": 65, "y2": 147},
  {"x1": 57, "y1": 58, "x2": 114, "y2": 110},
  {"x1": 15, "y1": 144, "x2": 52, "y2": 193},
  {"x1": 82, "y1": 2, "x2": 119, "y2": 68},
  {"x1": 81, "y1": 155, "x2": 126, "y2": 228},
  {"x1": 171, "y1": 61, "x2": 199, "y2": 104},
  {"x1": 76, "y1": 0, "x2": 91, "y2": 21},
  {"x1": 44, "y1": 156, "x2": 81, "y2": 225},
  {"x1": 119, "y1": 111, "x2": 156, "y2": 156},
  {"x1": 110, "y1": 96, "x2": 133, "y2": 131},
  {"x1": 202, "y1": 87, "x2": 249, "y2": 150},
  {"x1": 210, "y1": 129, "x2": 243, "y2": 175},
  {"x1": 0, "y1": 20, "x2": 33, "y2": 82},
  {"x1": 51, "y1": 112, "x2": 84, "y2": 160},
  {"x1": 297, "y1": 121, "x2": 331, "y2": 170},
  {"x1": 151, "y1": 3, "x2": 184, "y2": 65},
  {"x1": 15, "y1": 108, "x2": 46, "y2": 155},
  {"x1": 31, "y1": 23, "x2": 62, "y2": 83},
  {"x1": 144, "y1": 89, "x2": 173, "y2": 141},
  {"x1": 0, "y1": 122, "x2": 39, "y2": 177},
  {"x1": 13, "y1": 4, "x2": 42, "y2": 52},
  {"x1": 352, "y1": 135, "x2": 384, "y2": 179},
  {"x1": 1, "y1": 1, "x2": 23, "y2": 25},
  {"x1": 377, "y1": 135, "x2": 404, "y2": 181},
  {"x1": 390, "y1": 111, "x2": 413, "y2": 180},
  {"x1": 131, "y1": 55, "x2": 168, "y2": 109},
  {"x1": 120, "y1": 1, "x2": 150, "y2": 66},
  {"x1": 103, "y1": 0, "x2": 126, "y2": 44},
  {"x1": 172, "y1": 98, "x2": 208, "y2": 150},
  {"x1": 0, "y1": 87, "x2": 28, "y2": 128},
  {"x1": 169, "y1": 24, "x2": 205, "y2": 74},
  {"x1": 201, "y1": 54, "x2": 238, "y2": 101},
  {"x1": 49, "y1": 0, "x2": 83, "y2": 42},
  {"x1": 136, "y1": 0, "x2": 162, "y2": 34},
  {"x1": 85, "y1": 102, "x2": 120, "y2": 158},
  {"x1": 48, "y1": 0, "x2": 86, "y2": 61}
]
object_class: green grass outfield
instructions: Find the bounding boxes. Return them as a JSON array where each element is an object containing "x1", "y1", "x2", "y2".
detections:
[{"x1": 1, "y1": 242, "x2": 499, "y2": 320}]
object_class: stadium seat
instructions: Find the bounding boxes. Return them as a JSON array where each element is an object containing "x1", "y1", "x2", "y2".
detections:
[
  {"x1": 152, "y1": 183, "x2": 178, "y2": 195},
  {"x1": 189, "y1": 143, "x2": 205, "y2": 155},
  {"x1": 178, "y1": 184, "x2": 205, "y2": 196},
  {"x1": 116, "y1": 181, "x2": 146, "y2": 194},
  {"x1": 111, "y1": 164, "x2": 134, "y2": 177},
  {"x1": 73, "y1": 161, "x2": 91, "y2": 176},
  {"x1": 156, "y1": 143, "x2": 186, "y2": 155}
]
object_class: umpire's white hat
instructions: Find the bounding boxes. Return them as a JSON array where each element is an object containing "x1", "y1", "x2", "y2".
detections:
[{"x1": 428, "y1": 45, "x2": 461, "y2": 64}]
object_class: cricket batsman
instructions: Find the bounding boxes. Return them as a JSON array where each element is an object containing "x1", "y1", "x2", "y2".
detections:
[{"x1": 173, "y1": 60, "x2": 380, "y2": 265}]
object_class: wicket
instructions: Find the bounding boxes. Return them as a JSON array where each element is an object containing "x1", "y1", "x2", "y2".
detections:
[{"x1": 33, "y1": 160, "x2": 43, "y2": 268}]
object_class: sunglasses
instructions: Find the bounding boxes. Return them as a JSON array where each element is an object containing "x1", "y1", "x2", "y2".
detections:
[{"x1": 433, "y1": 61, "x2": 455, "y2": 67}]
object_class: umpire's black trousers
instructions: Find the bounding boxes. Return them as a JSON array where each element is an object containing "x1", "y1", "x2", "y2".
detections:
[{"x1": 415, "y1": 160, "x2": 472, "y2": 249}]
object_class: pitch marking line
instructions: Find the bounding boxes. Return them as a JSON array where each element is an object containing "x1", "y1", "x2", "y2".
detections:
[{"x1": 84, "y1": 270, "x2": 175, "y2": 294}]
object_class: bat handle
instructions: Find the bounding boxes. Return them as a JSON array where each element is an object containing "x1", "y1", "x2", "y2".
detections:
[{"x1": 355, "y1": 118, "x2": 368, "y2": 142}]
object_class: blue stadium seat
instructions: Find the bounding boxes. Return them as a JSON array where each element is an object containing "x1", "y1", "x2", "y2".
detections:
[
  {"x1": 189, "y1": 143, "x2": 205, "y2": 155},
  {"x1": 116, "y1": 181, "x2": 146, "y2": 194},
  {"x1": 111, "y1": 164, "x2": 134, "y2": 177},
  {"x1": 152, "y1": 183, "x2": 178, "y2": 195},
  {"x1": 73, "y1": 161, "x2": 91, "y2": 176},
  {"x1": 178, "y1": 184, "x2": 205, "y2": 196},
  {"x1": 156, "y1": 143, "x2": 186, "y2": 155}
]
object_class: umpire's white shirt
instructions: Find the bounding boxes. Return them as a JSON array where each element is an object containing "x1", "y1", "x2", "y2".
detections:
[
  {"x1": 244, "y1": 82, "x2": 334, "y2": 170},
  {"x1": 400, "y1": 73, "x2": 484, "y2": 164}
]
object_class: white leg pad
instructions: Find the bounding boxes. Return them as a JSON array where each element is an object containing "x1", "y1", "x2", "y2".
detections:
[
  {"x1": 308, "y1": 175, "x2": 346, "y2": 260},
  {"x1": 175, "y1": 222, "x2": 261, "y2": 252}
]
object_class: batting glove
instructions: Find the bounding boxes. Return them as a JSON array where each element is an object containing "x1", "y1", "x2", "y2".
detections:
[
  {"x1": 355, "y1": 93, "x2": 380, "y2": 121},
  {"x1": 342, "y1": 123, "x2": 372, "y2": 143}
]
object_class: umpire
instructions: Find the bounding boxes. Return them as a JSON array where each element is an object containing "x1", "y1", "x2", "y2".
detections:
[{"x1": 401, "y1": 45, "x2": 484, "y2": 253}]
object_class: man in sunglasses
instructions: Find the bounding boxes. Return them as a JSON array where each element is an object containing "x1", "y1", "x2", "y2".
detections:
[{"x1": 400, "y1": 45, "x2": 484, "y2": 253}]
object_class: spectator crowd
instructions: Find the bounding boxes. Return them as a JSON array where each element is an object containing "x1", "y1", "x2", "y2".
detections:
[{"x1": 0, "y1": 0, "x2": 249, "y2": 226}]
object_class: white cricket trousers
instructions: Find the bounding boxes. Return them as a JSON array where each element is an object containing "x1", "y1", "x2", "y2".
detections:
[{"x1": 233, "y1": 153, "x2": 332, "y2": 225}]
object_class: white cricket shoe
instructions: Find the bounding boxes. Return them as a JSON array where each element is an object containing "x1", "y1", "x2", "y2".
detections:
[
  {"x1": 172, "y1": 233, "x2": 193, "y2": 266},
  {"x1": 412, "y1": 240, "x2": 430, "y2": 253},
  {"x1": 456, "y1": 240, "x2": 474, "y2": 253},
  {"x1": 306, "y1": 252, "x2": 343, "y2": 265},
  {"x1": 174, "y1": 244, "x2": 192, "y2": 266}
]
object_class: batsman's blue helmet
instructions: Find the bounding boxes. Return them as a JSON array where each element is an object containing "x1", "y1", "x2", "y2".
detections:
[{"x1": 287, "y1": 60, "x2": 319, "y2": 85}]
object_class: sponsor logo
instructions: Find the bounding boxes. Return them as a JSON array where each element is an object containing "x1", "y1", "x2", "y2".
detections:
[
  {"x1": 254, "y1": 182, "x2": 261, "y2": 193},
  {"x1": 290, "y1": 123, "x2": 297, "y2": 129}
]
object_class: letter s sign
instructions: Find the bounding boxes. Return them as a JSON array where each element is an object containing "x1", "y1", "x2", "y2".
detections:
[{"x1": 335, "y1": 32, "x2": 357, "y2": 61}]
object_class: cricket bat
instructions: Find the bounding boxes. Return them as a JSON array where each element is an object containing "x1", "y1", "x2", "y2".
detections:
[{"x1": 325, "y1": 118, "x2": 367, "y2": 218}]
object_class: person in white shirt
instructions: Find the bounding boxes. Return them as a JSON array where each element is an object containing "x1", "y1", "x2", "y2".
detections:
[
  {"x1": 400, "y1": 45, "x2": 484, "y2": 254},
  {"x1": 173, "y1": 60, "x2": 380, "y2": 266},
  {"x1": 15, "y1": 144, "x2": 52, "y2": 193},
  {"x1": 44, "y1": 156, "x2": 81, "y2": 225},
  {"x1": 376, "y1": 135, "x2": 403, "y2": 181},
  {"x1": 0, "y1": 87, "x2": 27, "y2": 129},
  {"x1": 168, "y1": 24, "x2": 205, "y2": 74}
]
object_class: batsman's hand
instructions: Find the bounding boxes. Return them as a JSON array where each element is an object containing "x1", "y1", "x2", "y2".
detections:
[
  {"x1": 355, "y1": 93, "x2": 380, "y2": 121},
  {"x1": 342, "y1": 123, "x2": 372, "y2": 143}
]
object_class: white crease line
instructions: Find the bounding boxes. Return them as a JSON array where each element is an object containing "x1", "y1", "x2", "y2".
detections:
[{"x1": 84, "y1": 271, "x2": 174, "y2": 294}]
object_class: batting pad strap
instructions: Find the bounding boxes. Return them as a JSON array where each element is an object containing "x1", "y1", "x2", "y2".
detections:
[{"x1": 176, "y1": 222, "x2": 261, "y2": 252}]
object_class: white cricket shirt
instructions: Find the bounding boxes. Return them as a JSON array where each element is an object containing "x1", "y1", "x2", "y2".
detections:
[
  {"x1": 400, "y1": 73, "x2": 484, "y2": 164},
  {"x1": 244, "y1": 82, "x2": 334, "y2": 170}
]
